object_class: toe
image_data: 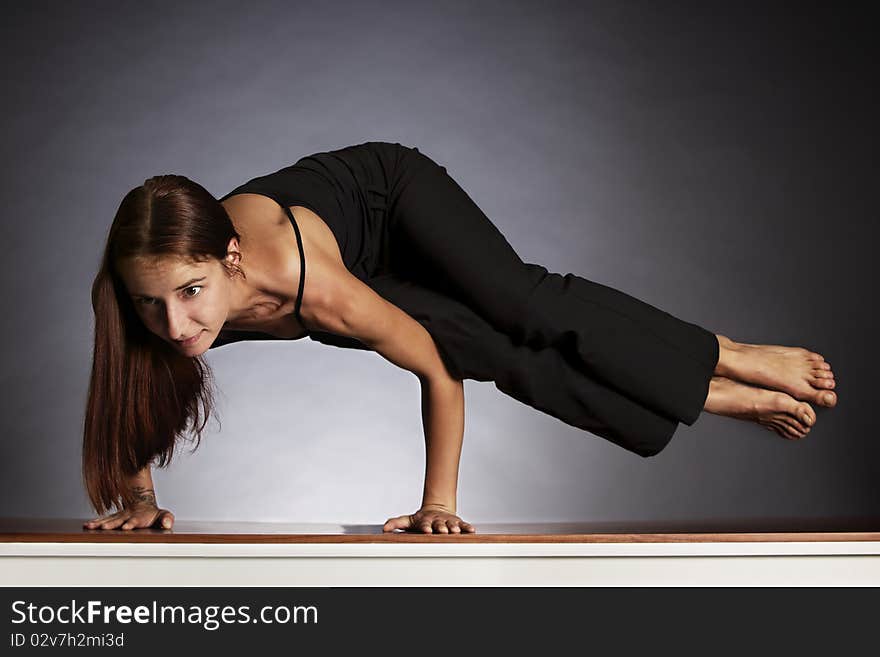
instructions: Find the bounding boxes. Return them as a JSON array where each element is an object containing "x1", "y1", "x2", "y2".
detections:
[
  {"x1": 775, "y1": 395, "x2": 811, "y2": 429},
  {"x1": 811, "y1": 388, "x2": 829, "y2": 406},
  {"x1": 775, "y1": 417, "x2": 804, "y2": 440},
  {"x1": 798, "y1": 404, "x2": 816, "y2": 427},
  {"x1": 820, "y1": 391, "x2": 837, "y2": 407},
  {"x1": 810, "y1": 375, "x2": 834, "y2": 389},
  {"x1": 767, "y1": 419, "x2": 789, "y2": 438},
  {"x1": 767, "y1": 424, "x2": 786, "y2": 439},
  {"x1": 789, "y1": 409, "x2": 811, "y2": 433},
  {"x1": 779, "y1": 416, "x2": 807, "y2": 437}
]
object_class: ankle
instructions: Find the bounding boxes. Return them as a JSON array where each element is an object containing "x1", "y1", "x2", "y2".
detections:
[{"x1": 714, "y1": 334, "x2": 742, "y2": 378}]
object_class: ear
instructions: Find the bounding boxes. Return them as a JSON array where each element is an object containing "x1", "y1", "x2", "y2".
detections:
[{"x1": 225, "y1": 236, "x2": 242, "y2": 266}]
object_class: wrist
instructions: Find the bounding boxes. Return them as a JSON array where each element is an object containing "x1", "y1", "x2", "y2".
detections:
[{"x1": 420, "y1": 501, "x2": 456, "y2": 513}]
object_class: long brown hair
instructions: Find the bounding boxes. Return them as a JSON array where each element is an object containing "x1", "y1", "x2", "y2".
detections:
[{"x1": 83, "y1": 175, "x2": 244, "y2": 514}]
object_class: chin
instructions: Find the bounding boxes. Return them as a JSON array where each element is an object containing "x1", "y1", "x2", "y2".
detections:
[{"x1": 174, "y1": 329, "x2": 210, "y2": 351}]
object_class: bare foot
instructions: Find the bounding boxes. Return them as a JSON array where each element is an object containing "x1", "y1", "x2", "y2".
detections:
[
  {"x1": 703, "y1": 376, "x2": 817, "y2": 440},
  {"x1": 715, "y1": 335, "x2": 838, "y2": 408}
]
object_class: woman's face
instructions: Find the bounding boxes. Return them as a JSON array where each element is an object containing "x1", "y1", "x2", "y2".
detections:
[{"x1": 117, "y1": 254, "x2": 233, "y2": 354}]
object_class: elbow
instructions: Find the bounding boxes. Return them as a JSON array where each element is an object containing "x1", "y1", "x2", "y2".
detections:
[{"x1": 420, "y1": 367, "x2": 463, "y2": 391}]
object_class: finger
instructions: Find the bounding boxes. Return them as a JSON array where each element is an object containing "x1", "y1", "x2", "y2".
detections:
[
  {"x1": 123, "y1": 511, "x2": 155, "y2": 530},
  {"x1": 156, "y1": 511, "x2": 174, "y2": 529},
  {"x1": 90, "y1": 515, "x2": 124, "y2": 529},
  {"x1": 393, "y1": 516, "x2": 416, "y2": 532},
  {"x1": 432, "y1": 518, "x2": 450, "y2": 534},
  {"x1": 448, "y1": 521, "x2": 461, "y2": 534},
  {"x1": 382, "y1": 515, "x2": 412, "y2": 532},
  {"x1": 84, "y1": 513, "x2": 120, "y2": 528},
  {"x1": 98, "y1": 515, "x2": 130, "y2": 530},
  {"x1": 418, "y1": 517, "x2": 435, "y2": 533}
]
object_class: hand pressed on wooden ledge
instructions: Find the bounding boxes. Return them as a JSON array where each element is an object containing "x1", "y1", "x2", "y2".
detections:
[
  {"x1": 383, "y1": 504, "x2": 476, "y2": 534},
  {"x1": 83, "y1": 503, "x2": 175, "y2": 531}
]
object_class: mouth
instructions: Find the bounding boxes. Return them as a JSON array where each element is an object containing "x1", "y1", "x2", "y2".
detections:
[{"x1": 176, "y1": 331, "x2": 203, "y2": 346}]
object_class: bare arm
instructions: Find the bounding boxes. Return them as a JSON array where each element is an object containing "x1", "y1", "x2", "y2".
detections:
[
  {"x1": 313, "y1": 271, "x2": 471, "y2": 524},
  {"x1": 83, "y1": 464, "x2": 175, "y2": 531},
  {"x1": 419, "y1": 376, "x2": 465, "y2": 512},
  {"x1": 127, "y1": 464, "x2": 158, "y2": 505},
  {"x1": 310, "y1": 271, "x2": 456, "y2": 382}
]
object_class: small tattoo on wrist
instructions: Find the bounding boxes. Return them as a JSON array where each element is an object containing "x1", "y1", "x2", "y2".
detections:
[{"x1": 131, "y1": 486, "x2": 157, "y2": 506}]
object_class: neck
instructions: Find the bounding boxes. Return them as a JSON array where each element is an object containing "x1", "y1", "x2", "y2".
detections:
[{"x1": 224, "y1": 271, "x2": 288, "y2": 330}]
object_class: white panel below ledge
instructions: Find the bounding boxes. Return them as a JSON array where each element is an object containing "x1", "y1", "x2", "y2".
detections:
[
  {"x1": 2, "y1": 541, "x2": 880, "y2": 557},
  {"x1": 1, "y1": 542, "x2": 878, "y2": 586}
]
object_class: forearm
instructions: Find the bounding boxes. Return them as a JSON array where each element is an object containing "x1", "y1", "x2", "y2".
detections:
[
  {"x1": 328, "y1": 277, "x2": 467, "y2": 510},
  {"x1": 419, "y1": 373, "x2": 465, "y2": 512},
  {"x1": 125, "y1": 464, "x2": 157, "y2": 506}
]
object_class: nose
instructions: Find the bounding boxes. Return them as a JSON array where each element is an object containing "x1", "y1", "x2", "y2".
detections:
[{"x1": 164, "y1": 303, "x2": 193, "y2": 341}]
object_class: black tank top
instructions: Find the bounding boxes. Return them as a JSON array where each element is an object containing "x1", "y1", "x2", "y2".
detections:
[
  {"x1": 217, "y1": 141, "x2": 404, "y2": 282},
  {"x1": 210, "y1": 141, "x2": 409, "y2": 351}
]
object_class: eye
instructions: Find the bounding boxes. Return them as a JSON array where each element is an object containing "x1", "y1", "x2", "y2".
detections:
[{"x1": 135, "y1": 286, "x2": 202, "y2": 306}]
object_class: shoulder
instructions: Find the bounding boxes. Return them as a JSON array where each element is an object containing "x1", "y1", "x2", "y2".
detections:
[
  {"x1": 222, "y1": 193, "x2": 343, "y2": 264},
  {"x1": 287, "y1": 205, "x2": 345, "y2": 265},
  {"x1": 221, "y1": 194, "x2": 354, "y2": 331},
  {"x1": 221, "y1": 191, "x2": 282, "y2": 215},
  {"x1": 221, "y1": 194, "x2": 289, "y2": 258}
]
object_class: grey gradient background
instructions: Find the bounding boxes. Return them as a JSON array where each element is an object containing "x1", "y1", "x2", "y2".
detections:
[{"x1": 1, "y1": 1, "x2": 876, "y2": 527}]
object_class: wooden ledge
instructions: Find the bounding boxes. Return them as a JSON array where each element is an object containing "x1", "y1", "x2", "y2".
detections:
[{"x1": 2, "y1": 517, "x2": 878, "y2": 543}]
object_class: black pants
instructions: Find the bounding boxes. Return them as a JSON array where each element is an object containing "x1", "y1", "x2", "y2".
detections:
[{"x1": 363, "y1": 145, "x2": 720, "y2": 457}]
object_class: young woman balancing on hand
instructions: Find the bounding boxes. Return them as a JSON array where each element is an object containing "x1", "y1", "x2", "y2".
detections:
[{"x1": 82, "y1": 142, "x2": 838, "y2": 535}]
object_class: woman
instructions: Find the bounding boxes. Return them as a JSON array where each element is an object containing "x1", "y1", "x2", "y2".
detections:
[{"x1": 82, "y1": 141, "x2": 838, "y2": 534}]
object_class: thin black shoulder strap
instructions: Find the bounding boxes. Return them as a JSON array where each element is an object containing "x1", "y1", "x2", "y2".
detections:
[{"x1": 282, "y1": 206, "x2": 306, "y2": 324}]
